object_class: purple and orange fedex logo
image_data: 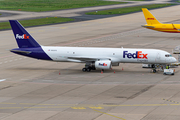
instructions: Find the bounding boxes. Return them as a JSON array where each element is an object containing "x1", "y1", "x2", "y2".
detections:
[
  {"x1": 99, "y1": 63, "x2": 107, "y2": 66},
  {"x1": 123, "y1": 51, "x2": 148, "y2": 59},
  {"x1": 16, "y1": 34, "x2": 29, "y2": 39}
]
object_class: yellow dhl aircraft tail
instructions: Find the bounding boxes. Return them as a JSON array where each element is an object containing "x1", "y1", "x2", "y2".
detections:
[
  {"x1": 141, "y1": 8, "x2": 180, "y2": 33},
  {"x1": 142, "y1": 8, "x2": 161, "y2": 25}
]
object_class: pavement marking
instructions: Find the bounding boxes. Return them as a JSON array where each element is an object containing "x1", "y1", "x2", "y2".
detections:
[
  {"x1": 0, "y1": 79, "x2": 6, "y2": 82},
  {"x1": 0, "y1": 106, "x2": 71, "y2": 109},
  {"x1": 60, "y1": 27, "x2": 67, "y2": 29},
  {"x1": 1, "y1": 102, "x2": 76, "y2": 106},
  {"x1": 82, "y1": 24, "x2": 89, "y2": 26},
  {"x1": 0, "y1": 55, "x2": 15, "y2": 59},
  {"x1": 0, "y1": 57, "x2": 27, "y2": 64},
  {"x1": 1, "y1": 102, "x2": 180, "y2": 110},
  {"x1": 89, "y1": 107, "x2": 104, "y2": 109},
  {"x1": 93, "y1": 109, "x2": 126, "y2": 120},
  {"x1": 162, "y1": 98, "x2": 179, "y2": 104},
  {"x1": 38, "y1": 30, "x2": 44, "y2": 32},
  {"x1": 100, "y1": 104, "x2": 170, "y2": 107},
  {"x1": 23, "y1": 106, "x2": 71, "y2": 109},
  {"x1": 71, "y1": 107, "x2": 86, "y2": 109},
  {"x1": 59, "y1": 28, "x2": 146, "y2": 46},
  {"x1": 0, "y1": 107, "x2": 21, "y2": 109},
  {"x1": 0, "y1": 103, "x2": 180, "y2": 110},
  {"x1": 0, "y1": 102, "x2": 16, "y2": 104},
  {"x1": 171, "y1": 104, "x2": 180, "y2": 106}
]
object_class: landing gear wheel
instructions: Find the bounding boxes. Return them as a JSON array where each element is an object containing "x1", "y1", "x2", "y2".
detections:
[
  {"x1": 82, "y1": 68, "x2": 87, "y2": 72},
  {"x1": 92, "y1": 67, "x2": 96, "y2": 70},
  {"x1": 152, "y1": 64, "x2": 155, "y2": 68},
  {"x1": 87, "y1": 68, "x2": 91, "y2": 72},
  {"x1": 153, "y1": 69, "x2": 156, "y2": 73}
]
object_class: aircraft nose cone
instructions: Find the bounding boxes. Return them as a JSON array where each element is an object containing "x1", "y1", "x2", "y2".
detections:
[{"x1": 172, "y1": 57, "x2": 177, "y2": 63}]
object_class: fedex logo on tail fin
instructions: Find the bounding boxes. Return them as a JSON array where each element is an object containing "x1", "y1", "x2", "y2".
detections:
[
  {"x1": 16, "y1": 34, "x2": 29, "y2": 39},
  {"x1": 123, "y1": 51, "x2": 148, "y2": 59}
]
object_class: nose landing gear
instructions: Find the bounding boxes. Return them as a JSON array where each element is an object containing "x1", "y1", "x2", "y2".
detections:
[
  {"x1": 152, "y1": 64, "x2": 157, "y2": 73},
  {"x1": 151, "y1": 64, "x2": 164, "y2": 73},
  {"x1": 152, "y1": 68, "x2": 156, "y2": 73}
]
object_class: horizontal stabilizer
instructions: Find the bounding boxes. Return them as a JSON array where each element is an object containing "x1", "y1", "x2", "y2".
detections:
[
  {"x1": 10, "y1": 50, "x2": 31, "y2": 54},
  {"x1": 141, "y1": 25, "x2": 155, "y2": 28}
]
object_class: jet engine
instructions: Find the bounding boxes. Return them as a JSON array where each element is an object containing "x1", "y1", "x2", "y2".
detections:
[{"x1": 95, "y1": 60, "x2": 111, "y2": 69}]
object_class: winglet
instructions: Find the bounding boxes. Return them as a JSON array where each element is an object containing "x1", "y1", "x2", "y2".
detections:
[
  {"x1": 142, "y1": 8, "x2": 161, "y2": 25},
  {"x1": 9, "y1": 20, "x2": 41, "y2": 48}
]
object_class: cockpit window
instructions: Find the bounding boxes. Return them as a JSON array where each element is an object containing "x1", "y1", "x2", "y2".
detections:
[{"x1": 165, "y1": 54, "x2": 172, "y2": 57}]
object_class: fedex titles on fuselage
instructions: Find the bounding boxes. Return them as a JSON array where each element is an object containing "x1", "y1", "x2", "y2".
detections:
[
  {"x1": 16, "y1": 34, "x2": 29, "y2": 39},
  {"x1": 123, "y1": 51, "x2": 148, "y2": 62}
]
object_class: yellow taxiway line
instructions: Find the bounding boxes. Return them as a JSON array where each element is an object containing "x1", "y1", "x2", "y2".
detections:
[{"x1": 93, "y1": 109, "x2": 126, "y2": 120}]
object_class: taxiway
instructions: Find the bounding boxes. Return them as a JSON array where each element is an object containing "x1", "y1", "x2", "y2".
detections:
[{"x1": 0, "y1": 5, "x2": 180, "y2": 120}]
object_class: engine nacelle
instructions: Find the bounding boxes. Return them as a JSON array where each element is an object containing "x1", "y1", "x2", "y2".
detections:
[{"x1": 95, "y1": 60, "x2": 111, "y2": 69}]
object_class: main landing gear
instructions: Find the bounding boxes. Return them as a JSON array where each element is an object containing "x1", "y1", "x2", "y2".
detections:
[
  {"x1": 82, "y1": 62, "x2": 96, "y2": 72},
  {"x1": 82, "y1": 68, "x2": 92, "y2": 72}
]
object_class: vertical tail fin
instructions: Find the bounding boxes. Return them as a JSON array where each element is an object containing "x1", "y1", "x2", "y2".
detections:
[
  {"x1": 142, "y1": 8, "x2": 161, "y2": 25},
  {"x1": 9, "y1": 20, "x2": 41, "y2": 48}
]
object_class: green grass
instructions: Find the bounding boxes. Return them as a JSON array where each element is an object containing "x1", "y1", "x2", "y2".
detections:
[
  {"x1": 86, "y1": 3, "x2": 175, "y2": 15},
  {"x1": 0, "y1": 0, "x2": 126, "y2": 12},
  {"x1": 0, "y1": 17, "x2": 74, "y2": 30}
]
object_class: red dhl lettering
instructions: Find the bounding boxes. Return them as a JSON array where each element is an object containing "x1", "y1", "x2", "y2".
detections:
[{"x1": 147, "y1": 18, "x2": 155, "y2": 20}]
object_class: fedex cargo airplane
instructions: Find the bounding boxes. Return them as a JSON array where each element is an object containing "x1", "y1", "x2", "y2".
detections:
[
  {"x1": 9, "y1": 20, "x2": 176, "y2": 73},
  {"x1": 142, "y1": 8, "x2": 180, "y2": 33}
]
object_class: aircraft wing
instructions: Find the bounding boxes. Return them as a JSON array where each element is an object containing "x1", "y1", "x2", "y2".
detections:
[{"x1": 67, "y1": 56, "x2": 110, "y2": 61}]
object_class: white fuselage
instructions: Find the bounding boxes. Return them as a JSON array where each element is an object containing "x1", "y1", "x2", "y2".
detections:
[{"x1": 41, "y1": 46, "x2": 176, "y2": 64}]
